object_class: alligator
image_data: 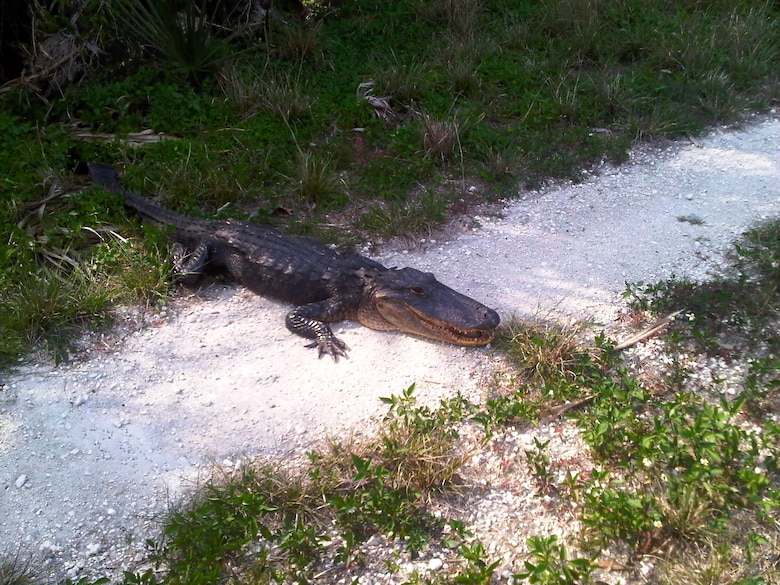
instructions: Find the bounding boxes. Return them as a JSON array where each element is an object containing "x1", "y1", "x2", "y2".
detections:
[{"x1": 87, "y1": 163, "x2": 500, "y2": 358}]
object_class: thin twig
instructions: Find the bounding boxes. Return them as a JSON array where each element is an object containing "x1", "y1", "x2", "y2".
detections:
[
  {"x1": 539, "y1": 394, "x2": 596, "y2": 424},
  {"x1": 614, "y1": 309, "x2": 685, "y2": 351}
]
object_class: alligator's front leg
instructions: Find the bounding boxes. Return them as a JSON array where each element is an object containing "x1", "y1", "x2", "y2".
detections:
[
  {"x1": 285, "y1": 299, "x2": 350, "y2": 360},
  {"x1": 171, "y1": 241, "x2": 210, "y2": 286}
]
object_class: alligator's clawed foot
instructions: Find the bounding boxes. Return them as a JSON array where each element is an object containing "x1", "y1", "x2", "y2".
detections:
[
  {"x1": 305, "y1": 336, "x2": 350, "y2": 361},
  {"x1": 170, "y1": 242, "x2": 187, "y2": 266}
]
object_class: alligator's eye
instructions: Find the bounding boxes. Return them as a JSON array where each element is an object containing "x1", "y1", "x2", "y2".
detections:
[{"x1": 409, "y1": 286, "x2": 426, "y2": 296}]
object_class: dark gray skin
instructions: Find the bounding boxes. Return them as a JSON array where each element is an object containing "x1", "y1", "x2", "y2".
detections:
[{"x1": 88, "y1": 163, "x2": 500, "y2": 359}]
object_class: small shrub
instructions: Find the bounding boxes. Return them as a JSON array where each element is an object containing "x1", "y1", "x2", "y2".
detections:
[
  {"x1": 162, "y1": 462, "x2": 315, "y2": 583},
  {"x1": 578, "y1": 374, "x2": 779, "y2": 557},
  {"x1": 290, "y1": 150, "x2": 344, "y2": 208},
  {"x1": 273, "y1": 19, "x2": 322, "y2": 62},
  {"x1": 119, "y1": 0, "x2": 234, "y2": 86},
  {"x1": 525, "y1": 437, "x2": 554, "y2": 495},
  {"x1": 454, "y1": 539, "x2": 500, "y2": 585},
  {"x1": 514, "y1": 535, "x2": 596, "y2": 585},
  {"x1": 377, "y1": 385, "x2": 470, "y2": 494},
  {"x1": 496, "y1": 317, "x2": 585, "y2": 386}
]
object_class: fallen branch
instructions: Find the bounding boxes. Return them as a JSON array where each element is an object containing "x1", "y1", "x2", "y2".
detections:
[
  {"x1": 68, "y1": 124, "x2": 177, "y2": 147},
  {"x1": 614, "y1": 309, "x2": 685, "y2": 351},
  {"x1": 539, "y1": 394, "x2": 596, "y2": 424}
]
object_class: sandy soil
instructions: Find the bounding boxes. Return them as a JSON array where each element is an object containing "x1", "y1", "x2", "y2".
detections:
[{"x1": 1, "y1": 115, "x2": 778, "y2": 581}]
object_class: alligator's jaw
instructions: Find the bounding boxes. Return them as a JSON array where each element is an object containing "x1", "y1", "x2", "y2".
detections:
[{"x1": 401, "y1": 305, "x2": 496, "y2": 345}]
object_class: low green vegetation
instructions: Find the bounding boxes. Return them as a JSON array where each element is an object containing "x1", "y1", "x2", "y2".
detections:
[
  {"x1": 150, "y1": 386, "x2": 474, "y2": 584},
  {"x1": 1, "y1": 0, "x2": 779, "y2": 364},
  {"x1": 624, "y1": 219, "x2": 780, "y2": 358},
  {"x1": 515, "y1": 535, "x2": 596, "y2": 585},
  {"x1": 0, "y1": 554, "x2": 38, "y2": 585}
]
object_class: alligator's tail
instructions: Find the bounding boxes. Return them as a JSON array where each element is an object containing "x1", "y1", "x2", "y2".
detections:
[
  {"x1": 87, "y1": 162, "x2": 124, "y2": 194},
  {"x1": 88, "y1": 162, "x2": 190, "y2": 228}
]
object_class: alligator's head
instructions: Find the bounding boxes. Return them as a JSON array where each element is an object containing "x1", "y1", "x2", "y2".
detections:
[{"x1": 358, "y1": 267, "x2": 500, "y2": 346}]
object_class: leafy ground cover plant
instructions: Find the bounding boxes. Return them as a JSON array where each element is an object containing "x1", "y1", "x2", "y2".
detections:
[
  {"x1": 476, "y1": 215, "x2": 780, "y2": 580},
  {"x1": 94, "y1": 385, "x2": 472, "y2": 584},
  {"x1": 514, "y1": 535, "x2": 596, "y2": 585},
  {"x1": 569, "y1": 223, "x2": 780, "y2": 580},
  {"x1": 623, "y1": 218, "x2": 780, "y2": 356}
]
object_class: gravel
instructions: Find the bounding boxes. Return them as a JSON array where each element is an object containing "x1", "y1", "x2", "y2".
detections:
[{"x1": 0, "y1": 114, "x2": 778, "y2": 582}]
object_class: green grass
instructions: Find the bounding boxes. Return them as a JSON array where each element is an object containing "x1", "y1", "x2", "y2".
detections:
[
  {"x1": 495, "y1": 316, "x2": 587, "y2": 386},
  {"x1": 0, "y1": 160, "x2": 172, "y2": 367},
  {"x1": 288, "y1": 149, "x2": 346, "y2": 208}
]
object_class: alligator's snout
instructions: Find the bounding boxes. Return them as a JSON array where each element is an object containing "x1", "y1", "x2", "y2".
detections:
[
  {"x1": 369, "y1": 268, "x2": 501, "y2": 346},
  {"x1": 478, "y1": 305, "x2": 501, "y2": 330}
]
